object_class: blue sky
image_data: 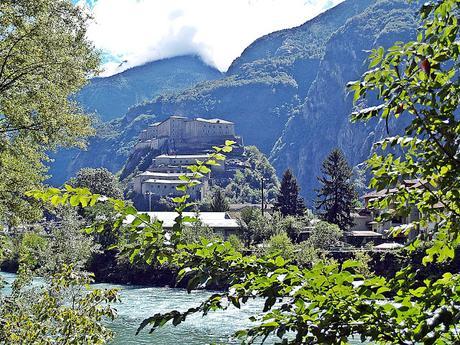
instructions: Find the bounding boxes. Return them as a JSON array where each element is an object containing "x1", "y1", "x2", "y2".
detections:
[{"x1": 73, "y1": 0, "x2": 343, "y2": 76}]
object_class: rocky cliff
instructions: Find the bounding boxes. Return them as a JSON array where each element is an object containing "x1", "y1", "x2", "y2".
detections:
[{"x1": 270, "y1": 0, "x2": 418, "y2": 202}]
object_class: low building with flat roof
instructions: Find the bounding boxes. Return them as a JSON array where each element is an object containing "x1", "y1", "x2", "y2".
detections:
[{"x1": 125, "y1": 211, "x2": 240, "y2": 239}]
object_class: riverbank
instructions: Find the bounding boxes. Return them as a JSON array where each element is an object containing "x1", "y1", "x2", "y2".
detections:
[{"x1": 1, "y1": 271, "x2": 368, "y2": 344}]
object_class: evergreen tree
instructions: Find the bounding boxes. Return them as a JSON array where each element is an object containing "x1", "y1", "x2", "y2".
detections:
[
  {"x1": 210, "y1": 189, "x2": 229, "y2": 212},
  {"x1": 315, "y1": 148, "x2": 357, "y2": 230},
  {"x1": 274, "y1": 169, "x2": 306, "y2": 216}
]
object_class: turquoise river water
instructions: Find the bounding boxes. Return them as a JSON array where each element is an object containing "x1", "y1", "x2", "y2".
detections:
[{"x1": 1, "y1": 272, "x2": 366, "y2": 344}]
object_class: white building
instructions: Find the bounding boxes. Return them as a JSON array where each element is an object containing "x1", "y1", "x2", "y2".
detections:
[
  {"x1": 125, "y1": 211, "x2": 240, "y2": 238},
  {"x1": 133, "y1": 171, "x2": 197, "y2": 194},
  {"x1": 133, "y1": 160, "x2": 211, "y2": 201}
]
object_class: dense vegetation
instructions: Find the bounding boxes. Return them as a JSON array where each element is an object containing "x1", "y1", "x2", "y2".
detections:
[
  {"x1": 0, "y1": 0, "x2": 97, "y2": 225},
  {"x1": 0, "y1": 1, "x2": 119, "y2": 342},
  {"x1": 220, "y1": 146, "x2": 279, "y2": 204}
]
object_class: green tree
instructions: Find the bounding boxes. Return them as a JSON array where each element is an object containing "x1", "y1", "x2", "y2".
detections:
[
  {"x1": 209, "y1": 189, "x2": 229, "y2": 212},
  {"x1": 315, "y1": 149, "x2": 357, "y2": 230},
  {"x1": 0, "y1": 265, "x2": 118, "y2": 345},
  {"x1": 307, "y1": 221, "x2": 342, "y2": 250},
  {"x1": 260, "y1": 232, "x2": 295, "y2": 259},
  {"x1": 0, "y1": 0, "x2": 98, "y2": 225},
  {"x1": 69, "y1": 168, "x2": 123, "y2": 199},
  {"x1": 42, "y1": 208, "x2": 99, "y2": 273},
  {"x1": 224, "y1": 146, "x2": 279, "y2": 204},
  {"x1": 274, "y1": 169, "x2": 306, "y2": 217},
  {"x1": 238, "y1": 207, "x2": 277, "y2": 246}
]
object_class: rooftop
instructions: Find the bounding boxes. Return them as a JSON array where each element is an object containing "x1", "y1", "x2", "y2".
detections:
[
  {"x1": 346, "y1": 230, "x2": 383, "y2": 237},
  {"x1": 125, "y1": 212, "x2": 240, "y2": 229},
  {"x1": 195, "y1": 117, "x2": 233, "y2": 125},
  {"x1": 374, "y1": 242, "x2": 404, "y2": 250},
  {"x1": 143, "y1": 178, "x2": 200, "y2": 185},
  {"x1": 156, "y1": 154, "x2": 211, "y2": 159},
  {"x1": 139, "y1": 171, "x2": 196, "y2": 177}
]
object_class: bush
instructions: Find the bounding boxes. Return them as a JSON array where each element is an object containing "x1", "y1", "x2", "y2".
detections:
[
  {"x1": 294, "y1": 241, "x2": 322, "y2": 267},
  {"x1": 227, "y1": 234, "x2": 244, "y2": 252},
  {"x1": 260, "y1": 232, "x2": 295, "y2": 259},
  {"x1": 308, "y1": 221, "x2": 342, "y2": 250}
]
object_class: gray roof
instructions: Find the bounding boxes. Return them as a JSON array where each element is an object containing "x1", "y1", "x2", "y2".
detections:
[
  {"x1": 156, "y1": 154, "x2": 210, "y2": 159},
  {"x1": 139, "y1": 171, "x2": 196, "y2": 177},
  {"x1": 346, "y1": 231, "x2": 383, "y2": 237},
  {"x1": 374, "y1": 242, "x2": 404, "y2": 249},
  {"x1": 143, "y1": 178, "x2": 199, "y2": 185},
  {"x1": 195, "y1": 117, "x2": 233, "y2": 125},
  {"x1": 125, "y1": 212, "x2": 240, "y2": 229}
]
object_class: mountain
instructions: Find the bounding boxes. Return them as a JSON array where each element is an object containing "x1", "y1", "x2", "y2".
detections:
[
  {"x1": 75, "y1": 55, "x2": 222, "y2": 121},
  {"x1": 270, "y1": 0, "x2": 418, "y2": 202},
  {"x1": 121, "y1": 0, "x2": 374, "y2": 156},
  {"x1": 50, "y1": 0, "x2": 419, "y2": 203},
  {"x1": 48, "y1": 55, "x2": 221, "y2": 185}
]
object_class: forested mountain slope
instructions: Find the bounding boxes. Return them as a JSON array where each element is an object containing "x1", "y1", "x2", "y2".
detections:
[
  {"x1": 50, "y1": 0, "x2": 418, "y2": 204},
  {"x1": 75, "y1": 55, "x2": 222, "y2": 121},
  {"x1": 270, "y1": 0, "x2": 417, "y2": 201}
]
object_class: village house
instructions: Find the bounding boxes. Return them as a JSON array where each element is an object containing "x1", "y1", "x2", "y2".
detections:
[{"x1": 356, "y1": 179, "x2": 439, "y2": 243}]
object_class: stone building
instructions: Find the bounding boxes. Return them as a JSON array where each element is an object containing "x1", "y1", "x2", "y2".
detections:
[
  {"x1": 132, "y1": 115, "x2": 243, "y2": 210},
  {"x1": 136, "y1": 115, "x2": 242, "y2": 151},
  {"x1": 132, "y1": 161, "x2": 210, "y2": 200}
]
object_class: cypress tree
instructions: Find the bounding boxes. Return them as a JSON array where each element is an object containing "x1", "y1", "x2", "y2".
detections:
[
  {"x1": 210, "y1": 189, "x2": 229, "y2": 212},
  {"x1": 315, "y1": 148, "x2": 357, "y2": 230},
  {"x1": 275, "y1": 169, "x2": 306, "y2": 216}
]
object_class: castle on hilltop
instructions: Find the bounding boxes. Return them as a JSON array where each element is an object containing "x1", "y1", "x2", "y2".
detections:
[
  {"x1": 135, "y1": 115, "x2": 243, "y2": 152},
  {"x1": 131, "y1": 115, "x2": 244, "y2": 208}
]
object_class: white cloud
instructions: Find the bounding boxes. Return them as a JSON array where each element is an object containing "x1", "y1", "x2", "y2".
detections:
[{"x1": 82, "y1": 0, "x2": 344, "y2": 76}]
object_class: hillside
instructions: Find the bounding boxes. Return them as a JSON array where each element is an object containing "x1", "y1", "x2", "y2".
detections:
[
  {"x1": 50, "y1": 0, "x2": 419, "y2": 203},
  {"x1": 226, "y1": 0, "x2": 371, "y2": 74},
  {"x1": 48, "y1": 56, "x2": 222, "y2": 185},
  {"x1": 270, "y1": 0, "x2": 418, "y2": 202},
  {"x1": 123, "y1": 0, "x2": 375, "y2": 154},
  {"x1": 75, "y1": 55, "x2": 222, "y2": 121}
]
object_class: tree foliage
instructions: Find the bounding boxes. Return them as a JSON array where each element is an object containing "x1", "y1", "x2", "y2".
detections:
[
  {"x1": 0, "y1": 0, "x2": 98, "y2": 225},
  {"x1": 0, "y1": 265, "x2": 118, "y2": 345},
  {"x1": 209, "y1": 189, "x2": 229, "y2": 212},
  {"x1": 307, "y1": 221, "x2": 342, "y2": 250},
  {"x1": 224, "y1": 146, "x2": 279, "y2": 204},
  {"x1": 316, "y1": 148, "x2": 357, "y2": 230},
  {"x1": 69, "y1": 168, "x2": 123, "y2": 199},
  {"x1": 274, "y1": 169, "x2": 306, "y2": 217}
]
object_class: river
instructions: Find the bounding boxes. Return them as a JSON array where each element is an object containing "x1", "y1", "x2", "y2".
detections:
[{"x1": 1, "y1": 272, "x2": 365, "y2": 344}]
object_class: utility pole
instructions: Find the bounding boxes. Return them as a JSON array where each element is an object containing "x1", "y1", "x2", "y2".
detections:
[
  {"x1": 145, "y1": 191, "x2": 153, "y2": 212},
  {"x1": 261, "y1": 177, "x2": 265, "y2": 216}
]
